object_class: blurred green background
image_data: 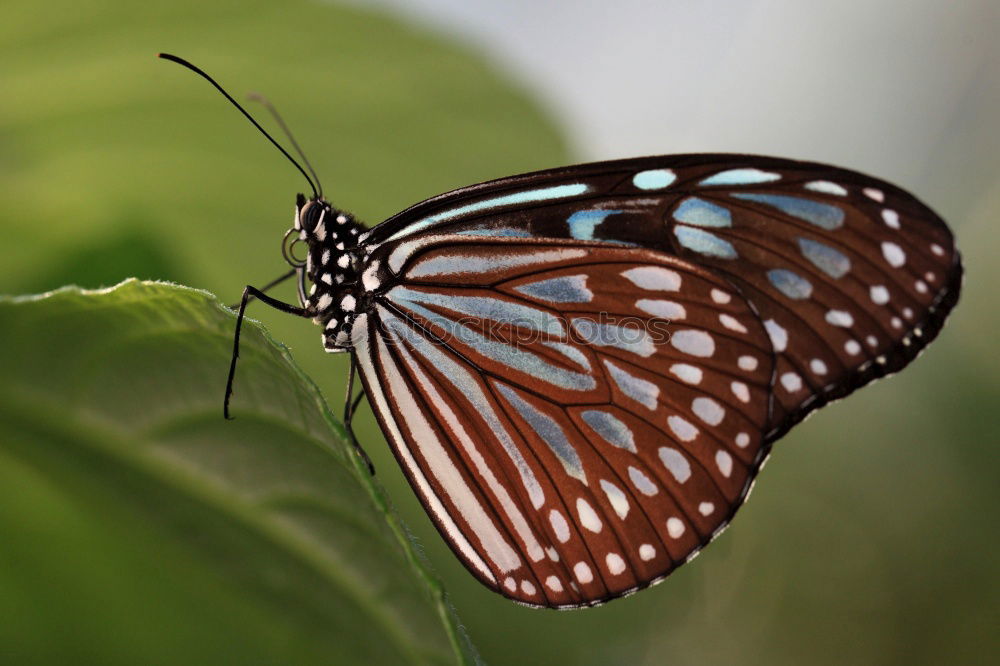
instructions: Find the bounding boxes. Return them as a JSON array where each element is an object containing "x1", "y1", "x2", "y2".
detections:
[{"x1": 1, "y1": 0, "x2": 997, "y2": 664}]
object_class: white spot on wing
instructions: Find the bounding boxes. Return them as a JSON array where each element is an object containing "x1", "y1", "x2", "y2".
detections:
[
  {"x1": 628, "y1": 466, "x2": 659, "y2": 496},
  {"x1": 637, "y1": 299, "x2": 686, "y2": 320},
  {"x1": 600, "y1": 479, "x2": 630, "y2": 519},
  {"x1": 574, "y1": 561, "x2": 593, "y2": 584},
  {"x1": 671, "y1": 329, "x2": 715, "y2": 357},
  {"x1": 711, "y1": 288, "x2": 732, "y2": 304},
  {"x1": 621, "y1": 265, "x2": 681, "y2": 291},
  {"x1": 658, "y1": 447, "x2": 691, "y2": 483},
  {"x1": 882, "y1": 242, "x2": 906, "y2": 267},
  {"x1": 606, "y1": 552, "x2": 626, "y2": 575},
  {"x1": 863, "y1": 187, "x2": 885, "y2": 202},
  {"x1": 668, "y1": 415, "x2": 698, "y2": 441},
  {"x1": 781, "y1": 372, "x2": 803, "y2": 392},
  {"x1": 870, "y1": 285, "x2": 890, "y2": 305},
  {"x1": 667, "y1": 517, "x2": 685, "y2": 538},
  {"x1": 764, "y1": 319, "x2": 788, "y2": 352},
  {"x1": 719, "y1": 313, "x2": 748, "y2": 333},
  {"x1": 577, "y1": 497, "x2": 603, "y2": 533},
  {"x1": 550, "y1": 509, "x2": 570, "y2": 543},
  {"x1": 804, "y1": 180, "x2": 848, "y2": 196},
  {"x1": 670, "y1": 363, "x2": 703, "y2": 385},
  {"x1": 715, "y1": 450, "x2": 733, "y2": 477},
  {"x1": 692, "y1": 397, "x2": 725, "y2": 425},
  {"x1": 825, "y1": 310, "x2": 854, "y2": 327}
]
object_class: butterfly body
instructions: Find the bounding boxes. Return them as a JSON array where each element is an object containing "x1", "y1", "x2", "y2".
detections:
[
  {"x1": 287, "y1": 194, "x2": 367, "y2": 351},
  {"x1": 274, "y1": 153, "x2": 961, "y2": 608}
]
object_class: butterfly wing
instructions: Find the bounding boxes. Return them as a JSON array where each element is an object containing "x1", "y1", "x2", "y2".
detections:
[
  {"x1": 360, "y1": 154, "x2": 962, "y2": 439},
  {"x1": 352, "y1": 237, "x2": 777, "y2": 607}
]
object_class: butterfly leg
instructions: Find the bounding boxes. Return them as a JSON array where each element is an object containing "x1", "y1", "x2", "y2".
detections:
[
  {"x1": 344, "y1": 353, "x2": 375, "y2": 476},
  {"x1": 227, "y1": 268, "x2": 297, "y2": 309},
  {"x1": 224, "y1": 284, "x2": 309, "y2": 419}
]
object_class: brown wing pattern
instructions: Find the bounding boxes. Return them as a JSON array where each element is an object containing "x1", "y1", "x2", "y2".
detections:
[{"x1": 352, "y1": 238, "x2": 775, "y2": 607}]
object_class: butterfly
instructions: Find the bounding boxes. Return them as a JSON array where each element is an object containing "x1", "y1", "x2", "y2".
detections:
[{"x1": 160, "y1": 54, "x2": 962, "y2": 608}]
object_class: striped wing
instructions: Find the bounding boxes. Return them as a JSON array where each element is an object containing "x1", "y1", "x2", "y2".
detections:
[
  {"x1": 352, "y1": 237, "x2": 775, "y2": 607},
  {"x1": 361, "y1": 154, "x2": 962, "y2": 440}
]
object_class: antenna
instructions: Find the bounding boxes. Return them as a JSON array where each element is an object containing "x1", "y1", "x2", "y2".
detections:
[
  {"x1": 158, "y1": 53, "x2": 319, "y2": 199},
  {"x1": 248, "y1": 92, "x2": 323, "y2": 198}
]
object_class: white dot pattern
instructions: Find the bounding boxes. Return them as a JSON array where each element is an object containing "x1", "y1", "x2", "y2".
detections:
[
  {"x1": 731, "y1": 381, "x2": 750, "y2": 403},
  {"x1": 606, "y1": 553, "x2": 626, "y2": 575}
]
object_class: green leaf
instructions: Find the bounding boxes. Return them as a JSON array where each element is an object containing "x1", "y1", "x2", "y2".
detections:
[{"x1": 0, "y1": 280, "x2": 475, "y2": 665}]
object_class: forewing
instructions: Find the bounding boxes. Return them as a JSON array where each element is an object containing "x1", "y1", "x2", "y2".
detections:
[
  {"x1": 352, "y1": 238, "x2": 775, "y2": 607},
  {"x1": 361, "y1": 154, "x2": 962, "y2": 438}
]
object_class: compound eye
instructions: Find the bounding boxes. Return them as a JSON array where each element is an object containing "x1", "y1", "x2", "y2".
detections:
[{"x1": 299, "y1": 201, "x2": 326, "y2": 233}]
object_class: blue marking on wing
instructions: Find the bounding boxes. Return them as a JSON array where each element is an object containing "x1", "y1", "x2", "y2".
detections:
[
  {"x1": 567, "y1": 209, "x2": 622, "y2": 240},
  {"x1": 673, "y1": 197, "x2": 732, "y2": 227},
  {"x1": 700, "y1": 168, "x2": 781, "y2": 186},
  {"x1": 731, "y1": 192, "x2": 845, "y2": 230},
  {"x1": 456, "y1": 227, "x2": 534, "y2": 238},
  {"x1": 571, "y1": 318, "x2": 656, "y2": 357},
  {"x1": 388, "y1": 286, "x2": 564, "y2": 335},
  {"x1": 798, "y1": 237, "x2": 851, "y2": 278},
  {"x1": 632, "y1": 169, "x2": 676, "y2": 190},
  {"x1": 581, "y1": 410, "x2": 637, "y2": 453},
  {"x1": 767, "y1": 268, "x2": 814, "y2": 299},
  {"x1": 385, "y1": 287, "x2": 596, "y2": 392},
  {"x1": 496, "y1": 383, "x2": 586, "y2": 484},
  {"x1": 514, "y1": 274, "x2": 593, "y2": 303},
  {"x1": 385, "y1": 183, "x2": 590, "y2": 243},
  {"x1": 674, "y1": 226, "x2": 738, "y2": 259}
]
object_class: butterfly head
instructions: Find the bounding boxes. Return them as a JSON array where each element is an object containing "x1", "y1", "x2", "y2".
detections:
[{"x1": 288, "y1": 194, "x2": 366, "y2": 353}]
